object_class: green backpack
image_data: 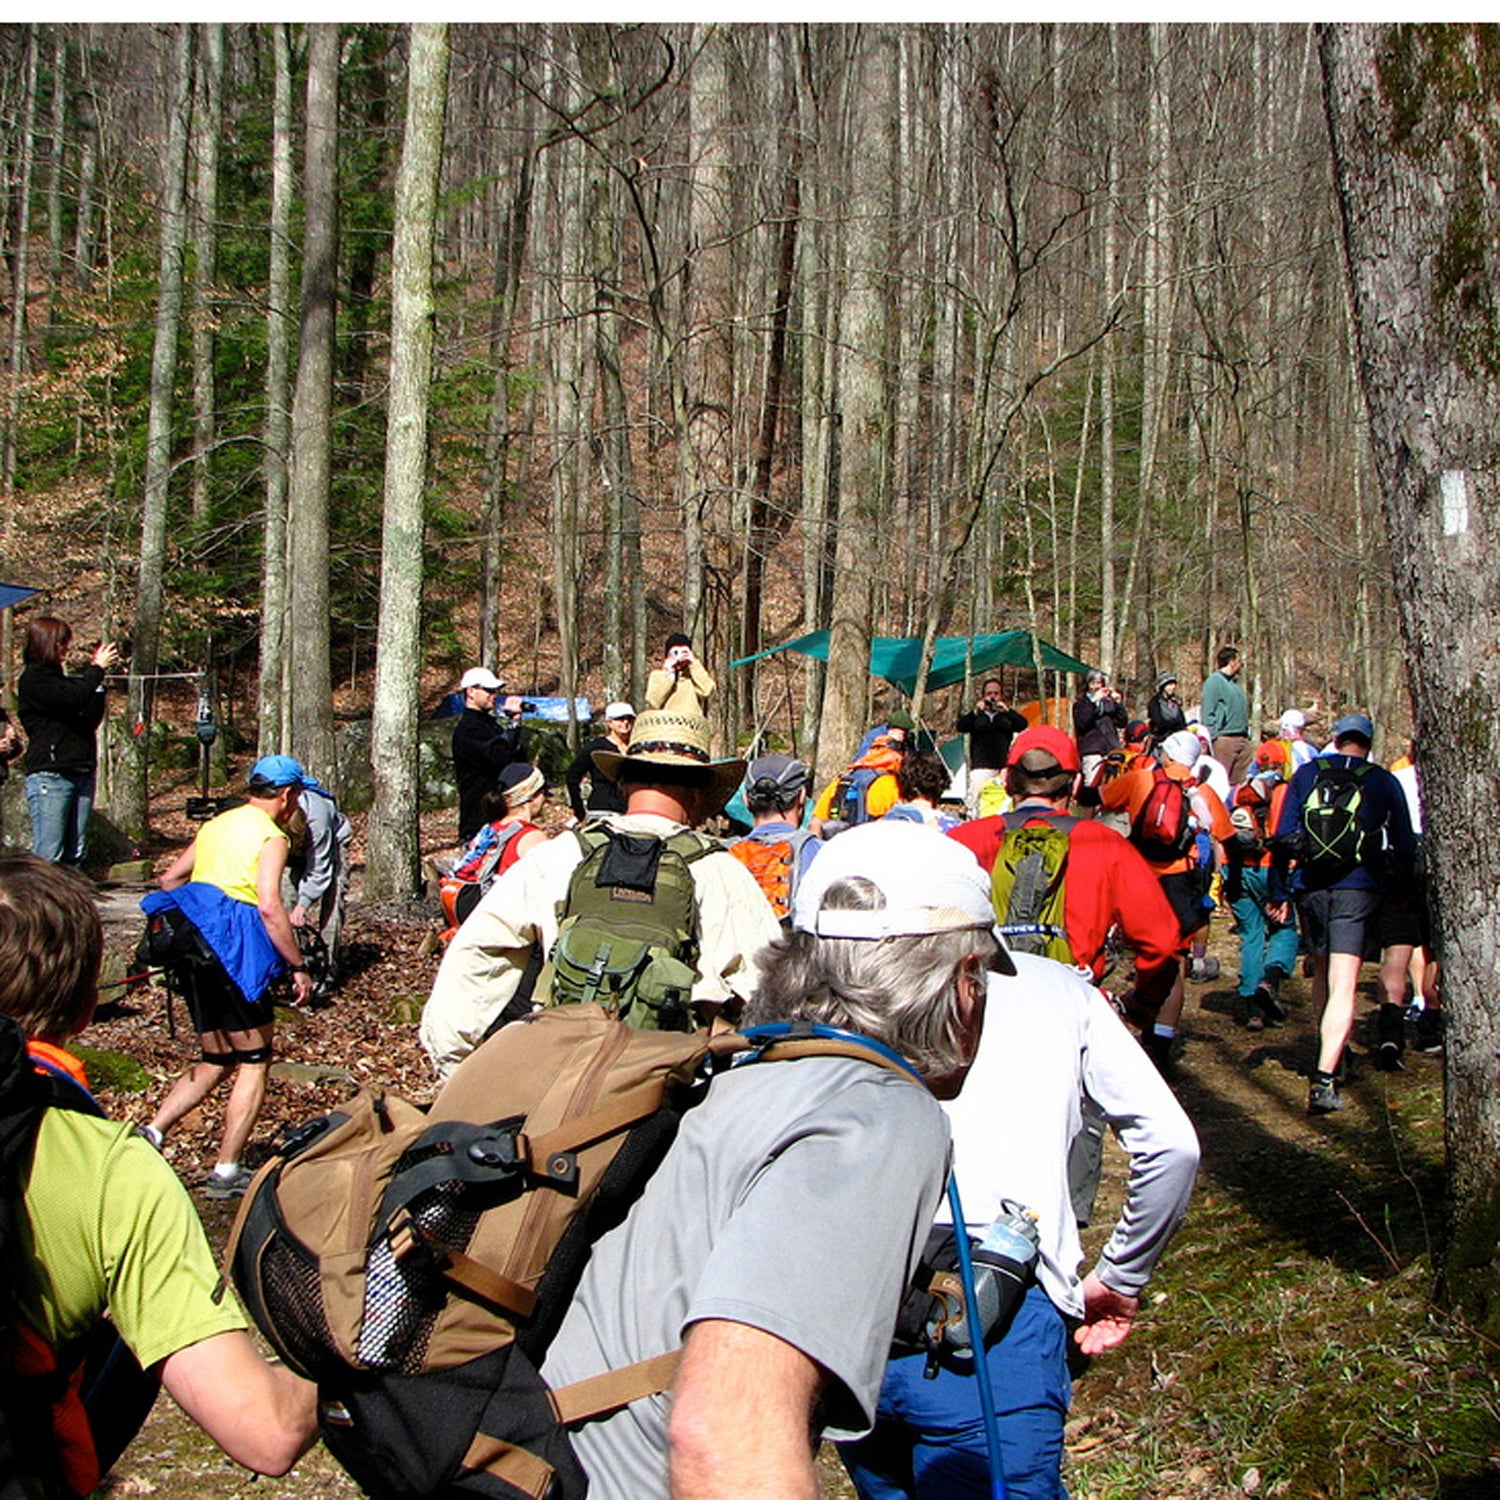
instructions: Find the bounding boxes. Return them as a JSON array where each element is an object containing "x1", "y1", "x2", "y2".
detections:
[
  {"x1": 536, "y1": 826, "x2": 718, "y2": 1032},
  {"x1": 989, "y1": 811, "x2": 1077, "y2": 965}
]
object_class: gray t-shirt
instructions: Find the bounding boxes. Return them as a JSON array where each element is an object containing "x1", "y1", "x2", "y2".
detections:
[{"x1": 543, "y1": 1055, "x2": 950, "y2": 1500}]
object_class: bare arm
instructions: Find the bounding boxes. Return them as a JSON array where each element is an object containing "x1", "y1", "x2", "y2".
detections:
[
  {"x1": 160, "y1": 1329, "x2": 317, "y2": 1475},
  {"x1": 158, "y1": 843, "x2": 197, "y2": 890},
  {"x1": 669, "y1": 1319, "x2": 822, "y2": 1500}
]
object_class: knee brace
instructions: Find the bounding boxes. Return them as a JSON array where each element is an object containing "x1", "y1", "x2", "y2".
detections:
[
  {"x1": 234, "y1": 1043, "x2": 273, "y2": 1066},
  {"x1": 200, "y1": 1048, "x2": 237, "y2": 1067}
]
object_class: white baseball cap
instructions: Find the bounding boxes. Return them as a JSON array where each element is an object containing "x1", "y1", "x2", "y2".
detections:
[
  {"x1": 461, "y1": 667, "x2": 504, "y2": 692},
  {"x1": 1279, "y1": 709, "x2": 1306, "y2": 734},
  {"x1": 604, "y1": 701, "x2": 636, "y2": 720},
  {"x1": 791, "y1": 821, "x2": 1014, "y2": 972}
]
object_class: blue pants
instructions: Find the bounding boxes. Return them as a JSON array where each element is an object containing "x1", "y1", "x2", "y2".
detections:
[
  {"x1": 1230, "y1": 865, "x2": 1298, "y2": 997},
  {"x1": 840, "y1": 1286, "x2": 1072, "y2": 1500},
  {"x1": 26, "y1": 770, "x2": 95, "y2": 866}
]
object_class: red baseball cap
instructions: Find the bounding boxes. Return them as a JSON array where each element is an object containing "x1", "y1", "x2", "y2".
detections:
[{"x1": 1005, "y1": 725, "x2": 1082, "y2": 774}]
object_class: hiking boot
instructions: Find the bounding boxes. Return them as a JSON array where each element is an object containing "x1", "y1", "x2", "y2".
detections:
[
  {"x1": 1253, "y1": 982, "x2": 1287, "y2": 1024},
  {"x1": 1414, "y1": 1008, "x2": 1446, "y2": 1054},
  {"x1": 137, "y1": 1124, "x2": 165, "y2": 1151},
  {"x1": 1188, "y1": 956, "x2": 1220, "y2": 983},
  {"x1": 203, "y1": 1165, "x2": 254, "y2": 1199},
  {"x1": 1243, "y1": 1001, "x2": 1265, "y2": 1033},
  {"x1": 1374, "y1": 1003, "x2": 1405, "y2": 1071},
  {"x1": 1307, "y1": 1078, "x2": 1345, "y2": 1115}
]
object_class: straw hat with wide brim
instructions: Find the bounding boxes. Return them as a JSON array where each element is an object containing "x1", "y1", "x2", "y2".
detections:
[{"x1": 591, "y1": 709, "x2": 746, "y2": 813}]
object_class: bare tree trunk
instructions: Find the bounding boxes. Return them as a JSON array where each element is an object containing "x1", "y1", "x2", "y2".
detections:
[
  {"x1": 1322, "y1": 20, "x2": 1500, "y2": 1335},
  {"x1": 2, "y1": 27, "x2": 38, "y2": 510},
  {"x1": 1097, "y1": 25, "x2": 1121, "y2": 678},
  {"x1": 368, "y1": 22, "x2": 448, "y2": 899},
  {"x1": 44, "y1": 31, "x2": 64, "y2": 310},
  {"x1": 258, "y1": 22, "x2": 293, "y2": 757},
  {"x1": 478, "y1": 81, "x2": 535, "y2": 670},
  {"x1": 821, "y1": 27, "x2": 896, "y2": 772},
  {"x1": 189, "y1": 22, "x2": 223, "y2": 527},
  {"x1": 72, "y1": 66, "x2": 98, "y2": 288},
  {"x1": 286, "y1": 23, "x2": 339, "y2": 784},
  {"x1": 120, "y1": 23, "x2": 194, "y2": 838}
]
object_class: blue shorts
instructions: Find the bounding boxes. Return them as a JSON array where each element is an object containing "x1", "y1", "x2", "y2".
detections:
[{"x1": 839, "y1": 1286, "x2": 1072, "y2": 1500}]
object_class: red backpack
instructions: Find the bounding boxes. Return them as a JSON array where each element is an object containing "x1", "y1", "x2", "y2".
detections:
[{"x1": 1131, "y1": 767, "x2": 1197, "y2": 861}]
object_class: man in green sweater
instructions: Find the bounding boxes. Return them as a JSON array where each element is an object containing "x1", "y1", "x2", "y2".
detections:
[{"x1": 1200, "y1": 645, "x2": 1252, "y2": 785}]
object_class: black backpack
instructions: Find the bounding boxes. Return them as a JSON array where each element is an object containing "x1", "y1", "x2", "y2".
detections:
[
  {"x1": 1301, "y1": 761, "x2": 1373, "y2": 874},
  {"x1": 0, "y1": 1016, "x2": 160, "y2": 1499}
]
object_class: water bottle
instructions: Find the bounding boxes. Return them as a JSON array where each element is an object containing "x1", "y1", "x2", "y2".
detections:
[{"x1": 929, "y1": 1201, "x2": 1041, "y2": 1359}]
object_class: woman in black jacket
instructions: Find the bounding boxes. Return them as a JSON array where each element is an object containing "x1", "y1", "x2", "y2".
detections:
[{"x1": 16, "y1": 616, "x2": 118, "y2": 865}]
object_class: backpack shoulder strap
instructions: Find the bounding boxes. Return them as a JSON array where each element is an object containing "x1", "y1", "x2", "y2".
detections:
[
  {"x1": 663, "y1": 828, "x2": 720, "y2": 866},
  {"x1": 1002, "y1": 808, "x2": 1079, "y2": 837}
]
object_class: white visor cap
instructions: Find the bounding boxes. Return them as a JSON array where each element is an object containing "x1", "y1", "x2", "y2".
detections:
[{"x1": 792, "y1": 820, "x2": 1001, "y2": 943}]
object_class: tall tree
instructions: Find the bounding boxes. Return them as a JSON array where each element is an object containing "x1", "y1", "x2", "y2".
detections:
[
  {"x1": 818, "y1": 26, "x2": 897, "y2": 773},
  {"x1": 257, "y1": 21, "x2": 294, "y2": 758},
  {"x1": 188, "y1": 22, "x2": 223, "y2": 527},
  {"x1": 120, "y1": 23, "x2": 194, "y2": 837},
  {"x1": 286, "y1": 23, "x2": 339, "y2": 784},
  {"x1": 367, "y1": 22, "x2": 449, "y2": 899},
  {"x1": 1321, "y1": 21, "x2": 1500, "y2": 1335}
]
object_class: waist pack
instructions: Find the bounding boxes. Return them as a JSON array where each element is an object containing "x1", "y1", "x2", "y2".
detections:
[
  {"x1": 224, "y1": 1005, "x2": 920, "y2": 1500},
  {"x1": 0, "y1": 1019, "x2": 160, "y2": 1500},
  {"x1": 536, "y1": 827, "x2": 717, "y2": 1031},
  {"x1": 989, "y1": 812, "x2": 1077, "y2": 964}
]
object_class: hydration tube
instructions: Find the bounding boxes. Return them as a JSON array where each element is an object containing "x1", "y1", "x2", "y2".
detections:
[{"x1": 947, "y1": 1175, "x2": 1009, "y2": 1500}]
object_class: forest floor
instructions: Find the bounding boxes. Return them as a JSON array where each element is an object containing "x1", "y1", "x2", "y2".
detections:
[{"x1": 81, "y1": 803, "x2": 1500, "y2": 1500}]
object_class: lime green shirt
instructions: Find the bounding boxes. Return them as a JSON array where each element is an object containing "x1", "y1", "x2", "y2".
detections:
[
  {"x1": 19, "y1": 1109, "x2": 247, "y2": 1371},
  {"x1": 192, "y1": 801, "x2": 286, "y2": 906}
]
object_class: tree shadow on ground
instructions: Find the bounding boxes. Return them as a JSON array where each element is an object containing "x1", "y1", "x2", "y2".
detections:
[{"x1": 1171, "y1": 997, "x2": 1444, "y2": 1280}]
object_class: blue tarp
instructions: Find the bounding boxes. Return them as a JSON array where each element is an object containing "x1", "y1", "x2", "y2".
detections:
[
  {"x1": 437, "y1": 692, "x2": 593, "y2": 724},
  {"x1": 0, "y1": 584, "x2": 38, "y2": 611},
  {"x1": 730, "y1": 629, "x2": 1093, "y2": 696}
]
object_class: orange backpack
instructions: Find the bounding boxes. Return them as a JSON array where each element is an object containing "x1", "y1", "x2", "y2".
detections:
[{"x1": 726, "y1": 827, "x2": 818, "y2": 920}]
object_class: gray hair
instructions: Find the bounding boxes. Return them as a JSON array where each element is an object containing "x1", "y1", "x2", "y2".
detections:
[{"x1": 745, "y1": 876, "x2": 996, "y2": 1079}]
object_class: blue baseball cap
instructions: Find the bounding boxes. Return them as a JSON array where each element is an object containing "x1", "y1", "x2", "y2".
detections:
[
  {"x1": 249, "y1": 753, "x2": 305, "y2": 788},
  {"x1": 1331, "y1": 713, "x2": 1374, "y2": 745}
]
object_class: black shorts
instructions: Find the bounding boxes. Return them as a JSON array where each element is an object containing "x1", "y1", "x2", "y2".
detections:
[
  {"x1": 1297, "y1": 887, "x2": 1382, "y2": 959},
  {"x1": 1159, "y1": 869, "x2": 1212, "y2": 940},
  {"x1": 1376, "y1": 886, "x2": 1431, "y2": 951},
  {"x1": 178, "y1": 953, "x2": 275, "y2": 1037}
]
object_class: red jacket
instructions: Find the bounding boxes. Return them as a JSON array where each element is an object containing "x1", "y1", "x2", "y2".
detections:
[{"x1": 949, "y1": 804, "x2": 1182, "y2": 1007}]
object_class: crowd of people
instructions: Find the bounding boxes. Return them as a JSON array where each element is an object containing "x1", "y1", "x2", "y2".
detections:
[{"x1": 0, "y1": 620, "x2": 1438, "y2": 1499}]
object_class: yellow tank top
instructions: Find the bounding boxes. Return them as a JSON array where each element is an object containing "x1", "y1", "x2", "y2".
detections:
[{"x1": 192, "y1": 802, "x2": 286, "y2": 905}]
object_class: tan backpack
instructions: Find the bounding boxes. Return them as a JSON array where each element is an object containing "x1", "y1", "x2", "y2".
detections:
[{"x1": 223, "y1": 1003, "x2": 921, "y2": 1500}]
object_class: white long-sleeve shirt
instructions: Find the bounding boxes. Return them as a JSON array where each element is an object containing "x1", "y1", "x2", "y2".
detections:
[{"x1": 940, "y1": 952, "x2": 1200, "y2": 1317}]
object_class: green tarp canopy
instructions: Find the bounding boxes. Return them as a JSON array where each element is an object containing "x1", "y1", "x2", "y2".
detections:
[{"x1": 730, "y1": 629, "x2": 1093, "y2": 697}]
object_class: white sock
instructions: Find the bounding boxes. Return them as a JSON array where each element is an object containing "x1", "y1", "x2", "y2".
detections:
[
  {"x1": 1153, "y1": 1024, "x2": 1177, "y2": 1040},
  {"x1": 211, "y1": 1161, "x2": 240, "y2": 1179}
]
